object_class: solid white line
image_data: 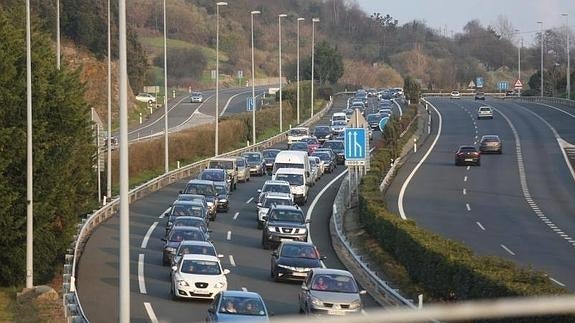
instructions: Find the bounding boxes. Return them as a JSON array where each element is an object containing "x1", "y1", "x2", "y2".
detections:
[
  {"x1": 246, "y1": 197, "x2": 254, "y2": 204},
  {"x1": 158, "y1": 207, "x2": 170, "y2": 219},
  {"x1": 241, "y1": 287, "x2": 248, "y2": 292},
  {"x1": 227, "y1": 231, "x2": 232, "y2": 241},
  {"x1": 476, "y1": 222, "x2": 486, "y2": 231},
  {"x1": 229, "y1": 255, "x2": 236, "y2": 267},
  {"x1": 144, "y1": 302, "x2": 159, "y2": 323},
  {"x1": 463, "y1": 188, "x2": 467, "y2": 195},
  {"x1": 500, "y1": 244, "x2": 516, "y2": 256},
  {"x1": 127, "y1": 95, "x2": 190, "y2": 136},
  {"x1": 534, "y1": 101, "x2": 575, "y2": 119},
  {"x1": 220, "y1": 90, "x2": 252, "y2": 116},
  {"x1": 138, "y1": 254, "x2": 147, "y2": 294},
  {"x1": 464, "y1": 176, "x2": 468, "y2": 182},
  {"x1": 466, "y1": 203, "x2": 471, "y2": 211},
  {"x1": 398, "y1": 99, "x2": 443, "y2": 220},
  {"x1": 141, "y1": 222, "x2": 158, "y2": 249},
  {"x1": 233, "y1": 212, "x2": 240, "y2": 220},
  {"x1": 550, "y1": 277, "x2": 566, "y2": 287}
]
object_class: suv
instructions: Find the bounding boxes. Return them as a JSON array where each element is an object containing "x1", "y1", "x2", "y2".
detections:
[
  {"x1": 261, "y1": 205, "x2": 309, "y2": 249},
  {"x1": 256, "y1": 192, "x2": 294, "y2": 229},
  {"x1": 208, "y1": 158, "x2": 238, "y2": 191},
  {"x1": 199, "y1": 168, "x2": 231, "y2": 192},
  {"x1": 242, "y1": 151, "x2": 266, "y2": 176},
  {"x1": 288, "y1": 127, "x2": 310, "y2": 148},
  {"x1": 181, "y1": 179, "x2": 218, "y2": 220},
  {"x1": 477, "y1": 106, "x2": 493, "y2": 119}
]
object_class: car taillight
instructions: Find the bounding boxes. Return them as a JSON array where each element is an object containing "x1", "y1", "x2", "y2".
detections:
[{"x1": 456, "y1": 153, "x2": 464, "y2": 156}]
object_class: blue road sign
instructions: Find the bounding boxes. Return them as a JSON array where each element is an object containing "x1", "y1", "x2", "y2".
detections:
[
  {"x1": 344, "y1": 128, "x2": 367, "y2": 160},
  {"x1": 497, "y1": 81, "x2": 509, "y2": 91},
  {"x1": 246, "y1": 97, "x2": 254, "y2": 111},
  {"x1": 379, "y1": 116, "x2": 390, "y2": 132},
  {"x1": 476, "y1": 77, "x2": 484, "y2": 88}
]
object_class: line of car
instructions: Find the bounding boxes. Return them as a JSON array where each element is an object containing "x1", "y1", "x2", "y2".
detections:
[{"x1": 454, "y1": 105, "x2": 503, "y2": 166}]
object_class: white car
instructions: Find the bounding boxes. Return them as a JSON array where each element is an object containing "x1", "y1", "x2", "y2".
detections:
[
  {"x1": 287, "y1": 127, "x2": 310, "y2": 148},
  {"x1": 309, "y1": 156, "x2": 324, "y2": 178},
  {"x1": 171, "y1": 254, "x2": 229, "y2": 300},
  {"x1": 477, "y1": 106, "x2": 494, "y2": 119},
  {"x1": 308, "y1": 157, "x2": 321, "y2": 183},
  {"x1": 257, "y1": 180, "x2": 292, "y2": 205},
  {"x1": 135, "y1": 92, "x2": 157, "y2": 104},
  {"x1": 450, "y1": 90, "x2": 461, "y2": 99},
  {"x1": 256, "y1": 192, "x2": 294, "y2": 229}
]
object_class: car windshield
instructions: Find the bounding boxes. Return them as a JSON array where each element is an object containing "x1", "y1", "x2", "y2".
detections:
[
  {"x1": 323, "y1": 141, "x2": 344, "y2": 150},
  {"x1": 314, "y1": 127, "x2": 330, "y2": 135},
  {"x1": 312, "y1": 152, "x2": 330, "y2": 161},
  {"x1": 177, "y1": 244, "x2": 216, "y2": 257},
  {"x1": 169, "y1": 228, "x2": 205, "y2": 242},
  {"x1": 214, "y1": 185, "x2": 227, "y2": 195},
  {"x1": 262, "y1": 150, "x2": 280, "y2": 158},
  {"x1": 274, "y1": 162, "x2": 304, "y2": 169},
  {"x1": 173, "y1": 218, "x2": 205, "y2": 229},
  {"x1": 301, "y1": 137, "x2": 318, "y2": 144},
  {"x1": 200, "y1": 171, "x2": 225, "y2": 182},
  {"x1": 209, "y1": 160, "x2": 234, "y2": 169},
  {"x1": 275, "y1": 173, "x2": 304, "y2": 186},
  {"x1": 332, "y1": 120, "x2": 346, "y2": 126},
  {"x1": 237, "y1": 159, "x2": 246, "y2": 167},
  {"x1": 263, "y1": 184, "x2": 291, "y2": 194},
  {"x1": 184, "y1": 183, "x2": 215, "y2": 197},
  {"x1": 180, "y1": 259, "x2": 221, "y2": 275},
  {"x1": 281, "y1": 244, "x2": 318, "y2": 259},
  {"x1": 171, "y1": 205, "x2": 204, "y2": 217},
  {"x1": 459, "y1": 147, "x2": 477, "y2": 152},
  {"x1": 269, "y1": 209, "x2": 304, "y2": 222},
  {"x1": 367, "y1": 114, "x2": 380, "y2": 122},
  {"x1": 289, "y1": 129, "x2": 308, "y2": 136},
  {"x1": 479, "y1": 107, "x2": 491, "y2": 111},
  {"x1": 243, "y1": 153, "x2": 261, "y2": 162},
  {"x1": 263, "y1": 198, "x2": 291, "y2": 208},
  {"x1": 311, "y1": 274, "x2": 358, "y2": 293},
  {"x1": 219, "y1": 296, "x2": 266, "y2": 316},
  {"x1": 290, "y1": 143, "x2": 308, "y2": 150}
]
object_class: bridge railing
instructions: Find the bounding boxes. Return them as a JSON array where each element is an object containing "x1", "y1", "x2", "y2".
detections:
[
  {"x1": 62, "y1": 95, "x2": 338, "y2": 322},
  {"x1": 505, "y1": 95, "x2": 575, "y2": 109}
]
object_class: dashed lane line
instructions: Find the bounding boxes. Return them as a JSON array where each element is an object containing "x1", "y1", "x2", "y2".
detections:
[
  {"x1": 140, "y1": 222, "x2": 158, "y2": 249},
  {"x1": 246, "y1": 197, "x2": 254, "y2": 204},
  {"x1": 466, "y1": 203, "x2": 471, "y2": 212},
  {"x1": 144, "y1": 302, "x2": 159, "y2": 323},
  {"x1": 138, "y1": 254, "x2": 147, "y2": 294},
  {"x1": 463, "y1": 188, "x2": 467, "y2": 195},
  {"x1": 229, "y1": 255, "x2": 236, "y2": 267},
  {"x1": 227, "y1": 231, "x2": 232, "y2": 241},
  {"x1": 464, "y1": 176, "x2": 468, "y2": 182},
  {"x1": 466, "y1": 166, "x2": 470, "y2": 171},
  {"x1": 233, "y1": 212, "x2": 240, "y2": 220},
  {"x1": 158, "y1": 207, "x2": 170, "y2": 219},
  {"x1": 500, "y1": 244, "x2": 516, "y2": 256},
  {"x1": 476, "y1": 222, "x2": 486, "y2": 231}
]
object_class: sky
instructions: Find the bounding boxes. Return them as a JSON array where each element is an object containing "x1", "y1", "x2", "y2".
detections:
[{"x1": 357, "y1": 0, "x2": 575, "y2": 44}]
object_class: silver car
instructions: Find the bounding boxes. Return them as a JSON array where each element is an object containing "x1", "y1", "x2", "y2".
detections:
[
  {"x1": 190, "y1": 91, "x2": 203, "y2": 103},
  {"x1": 235, "y1": 156, "x2": 250, "y2": 182},
  {"x1": 298, "y1": 268, "x2": 366, "y2": 316}
]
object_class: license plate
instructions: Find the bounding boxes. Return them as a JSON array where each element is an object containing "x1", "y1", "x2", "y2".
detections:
[
  {"x1": 465, "y1": 159, "x2": 473, "y2": 162},
  {"x1": 280, "y1": 238, "x2": 292, "y2": 242},
  {"x1": 193, "y1": 290, "x2": 210, "y2": 295},
  {"x1": 327, "y1": 310, "x2": 345, "y2": 315},
  {"x1": 293, "y1": 272, "x2": 308, "y2": 277}
]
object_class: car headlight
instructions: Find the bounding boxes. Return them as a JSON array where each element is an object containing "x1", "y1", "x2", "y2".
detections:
[
  {"x1": 278, "y1": 264, "x2": 297, "y2": 271},
  {"x1": 219, "y1": 198, "x2": 227, "y2": 203},
  {"x1": 214, "y1": 281, "x2": 226, "y2": 289},
  {"x1": 177, "y1": 280, "x2": 189, "y2": 287},
  {"x1": 165, "y1": 247, "x2": 176, "y2": 254},
  {"x1": 167, "y1": 221, "x2": 173, "y2": 227},
  {"x1": 266, "y1": 226, "x2": 277, "y2": 232},
  {"x1": 350, "y1": 299, "x2": 362, "y2": 309},
  {"x1": 207, "y1": 201, "x2": 214, "y2": 207},
  {"x1": 311, "y1": 296, "x2": 323, "y2": 306},
  {"x1": 299, "y1": 228, "x2": 307, "y2": 234}
]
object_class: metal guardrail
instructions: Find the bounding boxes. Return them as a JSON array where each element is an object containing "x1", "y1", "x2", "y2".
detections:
[
  {"x1": 506, "y1": 95, "x2": 575, "y2": 109},
  {"x1": 62, "y1": 95, "x2": 338, "y2": 322}
]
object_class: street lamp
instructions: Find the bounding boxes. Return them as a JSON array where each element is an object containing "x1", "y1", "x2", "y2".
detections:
[
  {"x1": 278, "y1": 13, "x2": 287, "y2": 132},
  {"x1": 537, "y1": 21, "x2": 544, "y2": 96},
  {"x1": 163, "y1": 0, "x2": 169, "y2": 173},
  {"x1": 562, "y1": 13, "x2": 570, "y2": 99},
  {"x1": 311, "y1": 18, "x2": 319, "y2": 118},
  {"x1": 106, "y1": 0, "x2": 112, "y2": 200},
  {"x1": 215, "y1": 2, "x2": 228, "y2": 156},
  {"x1": 56, "y1": 0, "x2": 60, "y2": 70},
  {"x1": 251, "y1": 10, "x2": 260, "y2": 146},
  {"x1": 297, "y1": 17, "x2": 304, "y2": 125},
  {"x1": 514, "y1": 29, "x2": 522, "y2": 96},
  {"x1": 25, "y1": 0, "x2": 34, "y2": 289}
]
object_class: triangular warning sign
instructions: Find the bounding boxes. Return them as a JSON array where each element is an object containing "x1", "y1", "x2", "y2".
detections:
[
  {"x1": 514, "y1": 79, "x2": 523, "y2": 88},
  {"x1": 468, "y1": 80, "x2": 476, "y2": 88}
]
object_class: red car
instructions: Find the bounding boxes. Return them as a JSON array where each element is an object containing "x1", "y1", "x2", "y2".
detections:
[{"x1": 300, "y1": 137, "x2": 321, "y2": 155}]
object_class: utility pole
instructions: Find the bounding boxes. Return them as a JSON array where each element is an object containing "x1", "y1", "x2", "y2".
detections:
[
  {"x1": 163, "y1": 0, "x2": 169, "y2": 173},
  {"x1": 563, "y1": 14, "x2": 571, "y2": 99},
  {"x1": 538, "y1": 21, "x2": 544, "y2": 97},
  {"x1": 278, "y1": 14, "x2": 287, "y2": 132},
  {"x1": 25, "y1": 0, "x2": 34, "y2": 289}
]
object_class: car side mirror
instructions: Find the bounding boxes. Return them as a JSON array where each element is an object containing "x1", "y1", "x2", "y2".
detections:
[
  {"x1": 178, "y1": 190, "x2": 183, "y2": 194},
  {"x1": 320, "y1": 255, "x2": 327, "y2": 260},
  {"x1": 171, "y1": 266, "x2": 177, "y2": 271},
  {"x1": 217, "y1": 254, "x2": 224, "y2": 258},
  {"x1": 301, "y1": 284, "x2": 309, "y2": 291},
  {"x1": 223, "y1": 269, "x2": 231, "y2": 275},
  {"x1": 360, "y1": 290, "x2": 367, "y2": 295},
  {"x1": 272, "y1": 251, "x2": 278, "y2": 257},
  {"x1": 257, "y1": 202, "x2": 262, "y2": 208},
  {"x1": 208, "y1": 308, "x2": 215, "y2": 314},
  {"x1": 262, "y1": 216, "x2": 267, "y2": 221},
  {"x1": 257, "y1": 189, "x2": 262, "y2": 193},
  {"x1": 161, "y1": 238, "x2": 167, "y2": 242},
  {"x1": 305, "y1": 219, "x2": 311, "y2": 224}
]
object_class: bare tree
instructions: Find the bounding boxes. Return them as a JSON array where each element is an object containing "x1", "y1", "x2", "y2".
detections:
[{"x1": 493, "y1": 15, "x2": 515, "y2": 41}]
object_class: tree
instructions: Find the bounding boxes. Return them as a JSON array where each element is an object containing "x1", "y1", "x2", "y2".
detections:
[
  {"x1": 0, "y1": 6, "x2": 96, "y2": 285},
  {"x1": 153, "y1": 48, "x2": 207, "y2": 81},
  {"x1": 404, "y1": 76, "x2": 421, "y2": 103},
  {"x1": 312, "y1": 41, "x2": 344, "y2": 85}
]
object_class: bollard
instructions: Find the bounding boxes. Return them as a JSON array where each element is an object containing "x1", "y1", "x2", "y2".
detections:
[
  {"x1": 139, "y1": 113, "x2": 142, "y2": 124},
  {"x1": 188, "y1": 86, "x2": 192, "y2": 93},
  {"x1": 149, "y1": 105, "x2": 153, "y2": 115},
  {"x1": 177, "y1": 161, "x2": 181, "y2": 169},
  {"x1": 172, "y1": 89, "x2": 176, "y2": 98},
  {"x1": 247, "y1": 140, "x2": 250, "y2": 147},
  {"x1": 418, "y1": 294, "x2": 423, "y2": 309},
  {"x1": 103, "y1": 195, "x2": 107, "y2": 206},
  {"x1": 413, "y1": 138, "x2": 417, "y2": 153}
]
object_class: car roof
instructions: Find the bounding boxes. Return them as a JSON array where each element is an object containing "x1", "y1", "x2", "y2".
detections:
[
  {"x1": 177, "y1": 194, "x2": 206, "y2": 200},
  {"x1": 270, "y1": 205, "x2": 301, "y2": 212},
  {"x1": 279, "y1": 240, "x2": 315, "y2": 247},
  {"x1": 178, "y1": 240, "x2": 214, "y2": 247},
  {"x1": 220, "y1": 290, "x2": 262, "y2": 299},
  {"x1": 173, "y1": 216, "x2": 205, "y2": 221},
  {"x1": 173, "y1": 200, "x2": 205, "y2": 206},
  {"x1": 210, "y1": 157, "x2": 237, "y2": 162},
  {"x1": 202, "y1": 168, "x2": 225, "y2": 173},
  {"x1": 172, "y1": 226, "x2": 204, "y2": 232},
  {"x1": 181, "y1": 254, "x2": 219, "y2": 261},
  {"x1": 264, "y1": 192, "x2": 293, "y2": 199},
  {"x1": 187, "y1": 179, "x2": 214, "y2": 185},
  {"x1": 481, "y1": 135, "x2": 500, "y2": 139},
  {"x1": 264, "y1": 180, "x2": 290, "y2": 185},
  {"x1": 263, "y1": 148, "x2": 281, "y2": 152},
  {"x1": 275, "y1": 168, "x2": 306, "y2": 174},
  {"x1": 291, "y1": 127, "x2": 309, "y2": 131},
  {"x1": 310, "y1": 268, "x2": 353, "y2": 276}
]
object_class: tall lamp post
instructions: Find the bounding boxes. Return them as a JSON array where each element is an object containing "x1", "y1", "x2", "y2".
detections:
[
  {"x1": 215, "y1": 2, "x2": 228, "y2": 156},
  {"x1": 296, "y1": 17, "x2": 304, "y2": 124},
  {"x1": 514, "y1": 29, "x2": 522, "y2": 96},
  {"x1": 25, "y1": 0, "x2": 34, "y2": 289},
  {"x1": 56, "y1": 0, "x2": 60, "y2": 70},
  {"x1": 562, "y1": 13, "x2": 571, "y2": 99},
  {"x1": 538, "y1": 21, "x2": 544, "y2": 97},
  {"x1": 106, "y1": 0, "x2": 112, "y2": 200},
  {"x1": 163, "y1": 0, "x2": 169, "y2": 173},
  {"x1": 311, "y1": 18, "x2": 319, "y2": 118},
  {"x1": 250, "y1": 10, "x2": 261, "y2": 146},
  {"x1": 278, "y1": 13, "x2": 287, "y2": 132}
]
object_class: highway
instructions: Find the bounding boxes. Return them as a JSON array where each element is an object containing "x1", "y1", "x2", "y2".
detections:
[
  {"x1": 76, "y1": 94, "x2": 401, "y2": 322},
  {"x1": 386, "y1": 97, "x2": 575, "y2": 291},
  {"x1": 126, "y1": 86, "x2": 270, "y2": 142}
]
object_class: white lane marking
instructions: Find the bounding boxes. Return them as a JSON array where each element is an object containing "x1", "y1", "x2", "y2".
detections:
[
  {"x1": 158, "y1": 207, "x2": 170, "y2": 219},
  {"x1": 233, "y1": 212, "x2": 240, "y2": 220},
  {"x1": 220, "y1": 90, "x2": 252, "y2": 116},
  {"x1": 533, "y1": 101, "x2": 575, "y2": 119},
  {"x1": 500, "y1": 244, "x2": 516, "y2": 256},
  {"x1": 398, "y1": 100, "x2": 443, "y2": 220},
  {"x1": 392, "y1": 99, "x2": 403, "y2": 117},
  {"x1": 466, "y1": 166, "x2": 470, "y2": 171},
  {"x1": 227, "y1": 231, "x2": 232, "y2": 241},
  {"x1": 229, "y1": 255, "x2": 236, "y2": 267},
  {"x1": 476, "y1": 222, "x2": 486, "y2": 231},
  {"x1": 246, "y1": 197, "x2": 254, "y2": 204},
  {"x1": 464, "y1": 176, "x2": 468, "y2": 182},
  {"x1": 144, "y1": 302, "x2": 159, "y2": 323},
  {"x1": 138, "y1": 254, "x2": 147, "y2": 294},
  {"x1": 127, "y1": 95, "x2": 190, "y2": 136},
  {"x1": 494, "y1": 106, "x2": 575, "y2": 246},
  {"x1": 241, "y1": 287, "x2": 248, "y2": 292},
  {"x1": 463, "y1": 188, "x2": 467, "y2": 195},
  {"x1": 466, "y1": 203, "x2": 471, "y2": 212},
  {"x1": 550, "y1": 277, "x2": 566, "y2": 287},
  {"x1": 141, "y1": 222, "x2": 158, "y2": 249}
]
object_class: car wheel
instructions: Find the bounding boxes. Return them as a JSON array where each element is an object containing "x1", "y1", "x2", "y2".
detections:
[
  {"x1": 476, "y1": 160, "x2": 481, "y2": 166},
  {"x1": 499, "y1": 149, "x2": 503, "y2": 154},
  {"x1": 257, "y1": 222, "x2": 263, "y2": 230},
  {"x1": 261, "y1": 236, "x2": 270, "y2": 249}
]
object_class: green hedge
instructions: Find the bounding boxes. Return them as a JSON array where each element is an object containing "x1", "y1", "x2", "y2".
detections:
[{"x1": 359, "y1": 106, "x2": 573, "y2": 322}]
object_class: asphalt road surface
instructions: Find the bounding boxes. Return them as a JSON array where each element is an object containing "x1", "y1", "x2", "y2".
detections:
[
  {"x1": 77, "y1": 94, "x2": 402, "y2": 322},
  {"x1": 386, "y1": 97, "x2": 575, "y2": 291}
]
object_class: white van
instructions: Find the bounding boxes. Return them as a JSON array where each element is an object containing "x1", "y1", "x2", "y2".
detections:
[
  {"x1": 273, "y1": 150, "x2": 311, "y2": 185},
  {"x1": 273, "y1": 168, "x2": 309, "y2": 205},
  {"x1": 288, "y1": 127, "x2": 309, "y2": 148},
  {"x1": 331, "y1": 112, "x2": 348, "y2": 125}
]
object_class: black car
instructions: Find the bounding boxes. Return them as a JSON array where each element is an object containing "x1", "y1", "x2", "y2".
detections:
[
  {"x1": 290, "y1": 142, "x2": 309, "y2": 152},
  {"x1": 313, "y1": 126, "x2": 332, "y2": 143},
  {"x1": 162, "y1": 226, "x2": 209, "y2": 265},
  {"x1": 213, "y1": 182, "x2": 230, "y2": 212},
  {"x1": 311, "y1": 151, "x2": 336, "y2": 173},
  {"x1": 475, "y1": 92, "x2": 485, "y2": 100},
  {"x1": 199, "y1": 168, "x2": 231, "y2": 192},
  {"x1": 167, "y1": 216, "x2": 210, "y2": 240},
  {"x1": 181, "y1": 179, "x2": 218, "y2": 220},
  {"x1": 455, "y1": 145, "x2": 481, "y2": 166},
  {"x1": 242, "y1": 151, "x2": 266, "y2": 176},
  {"x1": 261, "y1": 205, "x2": 309, "y2": 249},
  {"x1": 262, "y1": 149, "x2": 281, "y2": 173},
  {"x1": 366, "y1": 113, "x2": 382, "y2": 129},
  {"x1": 165, "y1": 201, "x2": 209, "y2": 235},
  {"x1": 322, "y1": 140, "x2": 345, "y2": 164},
  {"x1": 270, "y1": 241, "x2": 325, "y2": 282}
]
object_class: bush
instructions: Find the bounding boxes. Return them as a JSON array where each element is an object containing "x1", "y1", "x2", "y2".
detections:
[{"x1": 153, "y1": 47, "x2": 207, "y2": 81}]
